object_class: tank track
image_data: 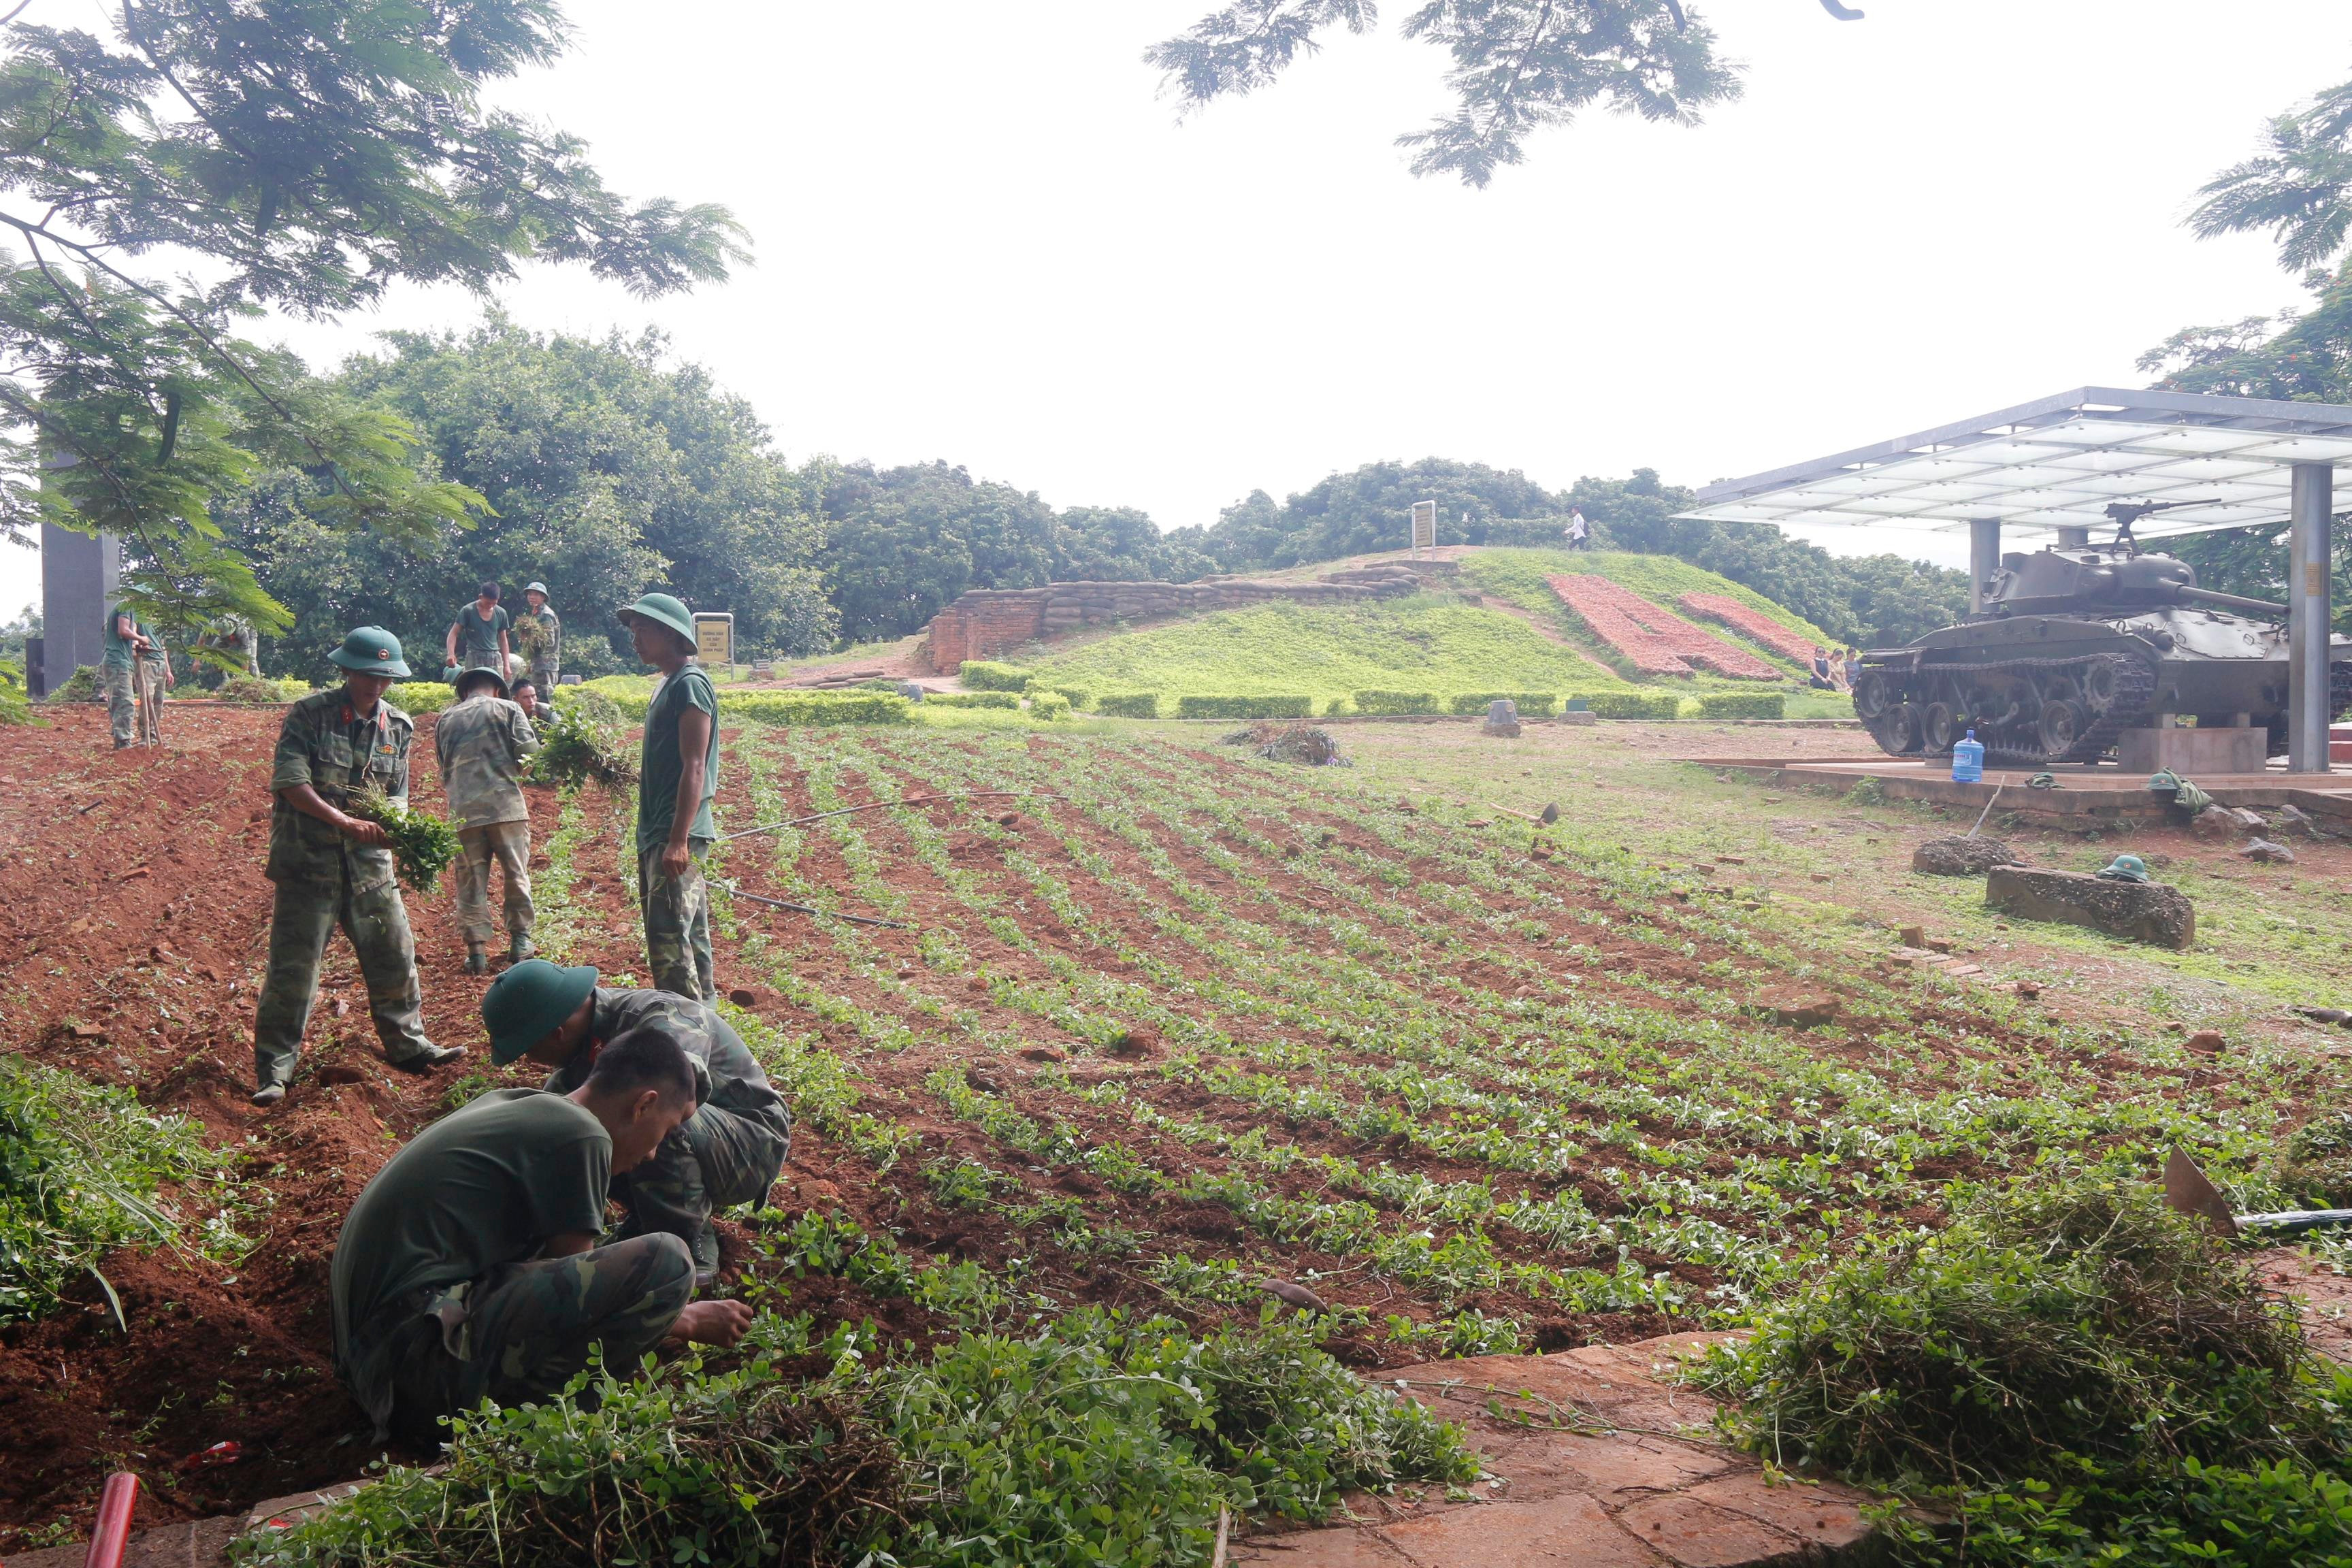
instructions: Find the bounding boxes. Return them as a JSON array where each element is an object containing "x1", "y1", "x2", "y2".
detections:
[{"x1": 1861, "y1": 651, "x2": 2158, "y2": 767}]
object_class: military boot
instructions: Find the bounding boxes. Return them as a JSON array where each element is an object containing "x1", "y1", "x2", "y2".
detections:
[
  {"x1": 466, "y1": 944, "x2": 487, "y2": 975},
  {"x1": 690, "y1": 1221, "x2": 721, "y2": 1289},
  {"x1": 508, "y1": 934, "x2": 536, "y2": 963},
  {"x1": 389, "y1": 1042, "x2": 468, "y2": 1075}
]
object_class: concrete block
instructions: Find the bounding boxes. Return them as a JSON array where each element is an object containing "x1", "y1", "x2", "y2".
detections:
[
  {"x1": 1912, "y1": 836, "x2": 2020, "y2": 875},
  {"x1": 2117, "y1": 725, "x2": 2266, "y2": 776},
  {"x1": 1985, "y1": 865, "x2": 2195, "y2": 949}
]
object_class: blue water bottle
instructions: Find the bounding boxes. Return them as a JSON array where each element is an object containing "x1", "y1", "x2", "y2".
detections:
[{"x1": 1951, "y1": 728, "x2": 1985, "y2": 784}]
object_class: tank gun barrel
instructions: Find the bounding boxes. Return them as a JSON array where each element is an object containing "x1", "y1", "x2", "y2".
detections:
[{"x1": 2172, "y1": 585, "x2": 2287, "y2": 617}]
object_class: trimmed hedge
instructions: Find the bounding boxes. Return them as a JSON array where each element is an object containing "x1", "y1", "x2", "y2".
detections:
[
  {"x1": 723, "y1": 691, "x2": 913, "y2": 725},
  {"x1": 1574, "y1": 691, "x2": 1685, "y2": 721},
  {"x1": 1098, "y1": 693, "x2": 1160, "y2": 719},
  {"x1": 960, "y1": 661, "x2": 1034, "y2": 692},
  {"x1": 1174, "y1": 694, "x2": 1313, "y2": 720},
  {"x1": 389, "y1": 681, "x2": 455, "y2": 714},
  {"x1": 1352, "y1": 689, "x2": 1439, "y2": 716},
  {"x1": 1028, "y1": 691, "x2": 1073, "y2": 721},
  {"x1": 1696, "y1": 691, "x2": 1786, "y2": 721},
  {"x1": 925, "y1": 691, "x2": 1021, "y2": 710},
  {"x1": 1445, "y1": 691, "x2": 1561, "y2": 717},
  {"x1": 1025, "y1": 683, "x2": 1090, "y2": 710}
]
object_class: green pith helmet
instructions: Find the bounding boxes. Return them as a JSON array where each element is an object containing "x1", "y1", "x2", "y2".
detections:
[
  {"x1": 617, "y1": 592, "x2": 695, "y2": 648},
  {"x1": 454, "y1": 663, "x2": 510, "y2": 699},
  {"x1": 524, "y1": 581, "x2": 549, "y2": 597},
  {"x1": 483, "y1": 959, "x2": 600, "y2": 1065},
  {"x1": 329, "y1": 626, "x2": 410, "y2": 679},
  {"x1": 2100, "y1": 853, "x2": 2151, "y2": 883}
]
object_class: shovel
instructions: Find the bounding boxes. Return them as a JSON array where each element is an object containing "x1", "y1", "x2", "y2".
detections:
[
  {"x1": 1488, "y1": 801, "x2": 1561, "y2": 826},
  {"x1": 2163, "y1": 1149, "x2": 2352, "y2": 1237}
]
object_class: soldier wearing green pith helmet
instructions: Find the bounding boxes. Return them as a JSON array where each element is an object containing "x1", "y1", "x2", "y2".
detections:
[
  {"x1": 482, "y1": 960, "x2": 792, "y2": 1286},
  {"x1": 250, "y1": 627, "x2": 465, "y2": 1107},
  {"x1": 617, "y1": 592, "x2": 720, "y2": 1002}
]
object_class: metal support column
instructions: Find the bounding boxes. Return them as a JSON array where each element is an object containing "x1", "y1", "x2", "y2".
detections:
[
  {"x1": 2289, "y1": 461, "x2": 2333, "y2": 773},
  {"x1": 1968, "y1": 518, "x2": 2002, "y2": 614}
]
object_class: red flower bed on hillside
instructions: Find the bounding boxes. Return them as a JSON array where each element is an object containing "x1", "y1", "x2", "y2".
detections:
[
  {"x1": 1544, "y1": 575, "x2": 1780, "y2": 680},
  {"x1": 1679, "y1": 592, "x2": 1818, "y2": 666}
]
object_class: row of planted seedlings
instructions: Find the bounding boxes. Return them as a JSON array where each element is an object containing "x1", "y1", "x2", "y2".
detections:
[
  {"x1": 864, "y1": 731, "x2": 2319, "y2": 1294},
  {"x1": 702, "y1": 725, "x2": 2318, "y2": 1358}
]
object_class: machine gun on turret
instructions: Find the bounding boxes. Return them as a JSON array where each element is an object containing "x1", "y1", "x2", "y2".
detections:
[{"x1": 2105, "y1": 497, "x2": 2216, "y2": 548}]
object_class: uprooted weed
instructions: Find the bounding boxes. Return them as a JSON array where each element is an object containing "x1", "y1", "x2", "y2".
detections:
[{"x1": 1697, "y1": 1175, "x2": 2352, "y2": 1565}]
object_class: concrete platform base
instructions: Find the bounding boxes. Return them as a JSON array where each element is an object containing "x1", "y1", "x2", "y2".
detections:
[
  {"x1": 2116, "y1": 726, "x2": 2266, "y2": 776},
  {"x1": 1687, "y1": 755, "x2": 2352, "y2": 823}
]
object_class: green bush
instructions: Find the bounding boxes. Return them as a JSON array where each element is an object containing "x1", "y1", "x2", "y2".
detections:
[
  {"x1": 1446, "y1": 691, "x2": 1561, "y2": 717},
  {"x1": 1026, "y1": 683, "x2": 1090, "y2": 710},
  {"x1": 1, "y1": 1058, "x2": 244, "y2": 1323},
  {"x1": 549, "y1": 684, "x2": 626, "y2": 729},
  {"x1": 722, "y1": 691, "x2": 912, "y2": 726},
  {"x1": 1353, "y1": 689, "x2": 1439, "y2": 716},
  {"x1": 1175, "y1": 694, "x2": 1314, "y2": 720},
  {"x1": 576, "y1": 674, "x2": 655, "y2": 721},
  {"x1": 218, "y1": 674, "x2": 308, "y2": 705},
  {"x1": 388, "y1": 681, "x2": 455, "y2": 715},
  {"x1": 1028, "y1": 690, "x2": 1073, "y2": 721},
  {"x1": 1321, "y1": 696, "x2": 1354, "y2": 717},
  {"x1": 959, "y1": 659, "x2": 1035, "y2": 691},
  {"x1": 45, "y1": 665, "x2": 99, "y2": 703},
  {"x1": 0, "y1": 656, "x2": 29, "y2": 725},
  {"x1": 1695, "y1": 691, "x2": 1787, "y2": 721},
  {"x1": 1098, "y1": 692, "x2": 1160, "y2": 719},
  {"x1": 1574, "y1": 691, "x2": 1684, "y2": 720},
  {"x1": 924, "y1": 691, "x2": 1020, "y2": 710}
]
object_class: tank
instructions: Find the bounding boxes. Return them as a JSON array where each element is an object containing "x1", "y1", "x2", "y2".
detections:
[{"x1": 1851, "y1": 519, "x2": 2352, "y2": 767}]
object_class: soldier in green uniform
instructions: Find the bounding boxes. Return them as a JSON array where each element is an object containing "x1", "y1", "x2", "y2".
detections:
[
  {"x1": 521, "y1": 581, "x2": 560, "y2": 691},
  {"x1": 331, "y1": 1028, "x2": 753, "y2": 1447},
  {"x1": 251, "y1": 627, "x2": 465, "y2": 1106},
  {"x1": 101, "y1": 600, "x2": 149, "y2": 749},
  {"x1": 617, "y1": 593, "x2": 719, "y2": 1002},
  {"x1": 482, "y1": 960, "x2": 791, "y2": 1286},
  {"x1": 133, "y1": 627, "x2": 172, "y2": 747},
  {"x1": 434, "y1": 664, "x2": 540, "y2": 973}
]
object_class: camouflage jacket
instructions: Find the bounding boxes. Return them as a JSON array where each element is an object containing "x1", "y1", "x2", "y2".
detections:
[
  {"x1": 433, "y1": 693, "x2": 539, "y2": 828},
  {"x1": 267, "y1": 688, "x2": 411, "y2": 890},
  {"x1": 544, "y1": 989, "x2": 790, "y2": 1135}
]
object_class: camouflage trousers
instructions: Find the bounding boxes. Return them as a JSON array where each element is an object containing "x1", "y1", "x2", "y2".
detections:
[
  {"x1": 612, "y1": 1100, "x2": 792, "y2": 1273},
  {"x1": 455, "y1": 820, "x2": 535, "y2": 945},
  {"x1": 134, "y1": 659, "x2": 165, "y2": 745},
  {"x1": 103, "y1": 664, "x2": 135, "y2": 745},
  {"x1": 253, "y1": 874, "x2": 431, "y2": 1090},
  {"x1": 639, "y1": 842, "x2": 715, "y2": 1002},
  {"x1": 359, "y1": 1232, "x2": 695, "y2": 1448}
]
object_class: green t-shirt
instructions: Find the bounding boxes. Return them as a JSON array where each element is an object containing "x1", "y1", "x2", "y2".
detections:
[
  {"x1": 636, "y1": 664, "x2": 719, "y2": 855},
  {"x1": 101, "y1": 602, "x2": 143, "y2": 670},
  {"x1": 450, "y1": 603, "x2": 511, "y2": 667},
  {"x1": 331, "y1": 1089, "x2": 610, "y2": 1368}
]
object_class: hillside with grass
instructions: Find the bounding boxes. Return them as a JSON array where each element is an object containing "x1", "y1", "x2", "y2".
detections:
[{"x1": 1017, "y1": 547, "x2": 1846, "y2": 708}]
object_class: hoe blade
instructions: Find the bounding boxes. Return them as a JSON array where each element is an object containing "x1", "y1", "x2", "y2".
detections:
[{"x1": 2163, "y1": 1148, "x2": 2240, "y2": 1239}]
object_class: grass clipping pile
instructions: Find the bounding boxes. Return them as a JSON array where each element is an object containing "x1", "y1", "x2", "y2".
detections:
[
  {"x1": 1697, "y1": 1177, "x2": 2352, "y2": 1565},
  {"x1": 1222, "y1": 719, "x2": 1347, "y2": 767}
]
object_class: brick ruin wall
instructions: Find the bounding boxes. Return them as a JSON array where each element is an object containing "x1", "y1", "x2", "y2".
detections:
[{"x1": 919, "y1": 564, "x2": 1441, "y2": 672}]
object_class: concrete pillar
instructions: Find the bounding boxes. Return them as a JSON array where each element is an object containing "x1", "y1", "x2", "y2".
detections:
[
  {"x1": 2055, "y1": 525, "x2": 2090, "y2": 549},
  {"x1": 37, "y1": 521, "x2": 117, "y2": 698},
  {"x1": 1969, "y1": 518, "x2": 2002, "y2": 614},
  {"x1": 2289, "y1": 461, "x2": 2333, "y2": 773}
]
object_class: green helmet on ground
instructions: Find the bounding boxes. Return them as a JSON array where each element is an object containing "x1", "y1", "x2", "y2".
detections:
[
  {"x1": 617, "y1": 592, "x2": 695, "y2": 649},
  {"x1": 329, "y1": 626, "x2": 410, "y2": 679},
  {"x1": 482, "y1": 958, "x2": 600, "y2": 1064}
]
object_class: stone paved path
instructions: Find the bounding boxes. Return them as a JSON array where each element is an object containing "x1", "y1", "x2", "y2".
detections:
[{"x1": 1232, "y1": 1333, "x2": 1877, "y2": 1567}]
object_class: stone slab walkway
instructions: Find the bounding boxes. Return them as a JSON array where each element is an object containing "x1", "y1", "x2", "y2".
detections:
[{"x1": 1232, "y1": 1332, "x2": 1877, "y2": 1567}]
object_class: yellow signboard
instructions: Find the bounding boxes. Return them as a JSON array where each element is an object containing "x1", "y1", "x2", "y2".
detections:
[
  {"x1": 1409, "y1": 500, "x2": 1437, "y2": 553},
  {"x1": 693, "y1": 612, "x2": 734, "y2": 669}
]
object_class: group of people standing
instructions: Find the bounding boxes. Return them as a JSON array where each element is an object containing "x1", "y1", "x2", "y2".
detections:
[
  {"x1": 240, "y1": 590, "x2": 775, "y2": 1451},
  {"x1": 101, "y1": 601, "x2": 174, "y2": 748}
]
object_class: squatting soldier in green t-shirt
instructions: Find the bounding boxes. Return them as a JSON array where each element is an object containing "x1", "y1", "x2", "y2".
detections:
[
  {"x1": 330, "y1": 1030, "x2": 753, "y2": 1446},
  {"x1": 617, "y1": 592, "x2": 719, "y2": 1002},
  {"x1": 251, "y1": 627, "x2": 465, "y2": 1106},
  {"x1": 482, "y1": 960, "x2": 792, "y2": 1284}
]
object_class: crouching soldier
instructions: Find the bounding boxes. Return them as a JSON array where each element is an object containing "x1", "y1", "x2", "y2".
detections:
[
  {"x1": 331, "y1": 1029, "x2": 753, "y2": 1447},
  {"x1": 482, "y1": 960, "x2": 792, "y2": 1286}
]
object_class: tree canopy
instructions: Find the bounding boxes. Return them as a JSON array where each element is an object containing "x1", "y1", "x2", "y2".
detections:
[
  {"x1": 233, "y1": 321, "x2": 831, "y2": 674},
  {"x1": 0, "y1": 0, "x2": 743, "y2": 638}
]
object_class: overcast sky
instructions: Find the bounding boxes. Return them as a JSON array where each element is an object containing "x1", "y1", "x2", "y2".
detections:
[{"x1": 5, "y1": 0, "x2": 2345, "y2": 618}]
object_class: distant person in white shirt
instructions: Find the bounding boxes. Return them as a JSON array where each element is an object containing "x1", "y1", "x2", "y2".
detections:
[{"x1": 1565, "y1": 509, "x2": 1590, "y2": 551}]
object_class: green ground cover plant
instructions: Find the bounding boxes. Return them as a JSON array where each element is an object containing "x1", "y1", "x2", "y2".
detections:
[
  {"x1": 1354, "y1": 689, "x2": 1440, "y2": 715},
  {"x1": 924, "y1": 691, "x2": 1019, "y2": 710},
  {"x1": 525, "y1": 701, "x2": 637, "y2": 790},
  {"x1": 0, "y1": 1059, "x2": 250, "y2": 1324},
  {"x1": 347, "y1": 783, "x2": 461, "y2": 892},
  {"x1": 387, "y1": 681, "x2": 455, "y2": 714},
  {"x1": 1462, "y1": 549, "x2": 1836, "y2": 679},
  {"x1": 217, "y1": 674, "x2": 310, "y2": 704}
]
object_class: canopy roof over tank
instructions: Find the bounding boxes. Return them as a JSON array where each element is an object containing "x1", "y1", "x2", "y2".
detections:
[{"x1": 1682, "y1": 387, "x2": 2352, "y2": 541}]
